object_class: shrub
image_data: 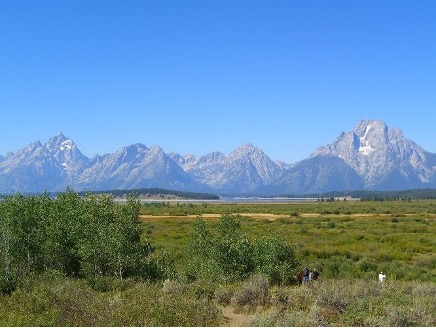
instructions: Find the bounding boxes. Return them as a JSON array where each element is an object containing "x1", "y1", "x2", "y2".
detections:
[
  {"x1": 0, "y1": 273, "x2": 109, "y2": 326},
  {"x1": 358, "y1": 258, "x2": 378, "y2": 273},
  {"x1": 252, "y1": 236, "x2": 299, "y2": 285},
  {"x1": 233, "y1": 274, "x2": 270, "y2": 308},
  {"x1": 109, "y1": 279, "x2": 222, "y2": 326},
  {"x1": 86, "y1": 276, "x2": 136, "y2": 292},
  {"x1": 187, "y1": 279, "x2": 217, "y2": 300},
  {"x1": 214, "y1": 286, "x2": 234, "y2": 305},
  {"x1": 162, "y1": 279, "x2": 186, "y2": 296},
  {"x1": 186, "y1": 215, "x2": 300, "y2": 285}
]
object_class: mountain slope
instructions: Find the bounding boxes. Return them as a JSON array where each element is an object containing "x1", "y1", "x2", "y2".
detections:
[
  {"x1": 76, "y1": 144, "x2": 201, "y2": 191},
  {"x1": 172, "y1": 143, "x2": 286, "y2": 193},
  {"x1": 0, "y1": 133, "x2": 89, "y2": 192},
  {"x1": 311, "y1": 119, "x2": 436, "y2": 190},
  {"x1": 0, "y1": 120, "x2": 435, "y2": 194},
  {"x1": 261, "y1": 155, "x2": 364, "y2": 195}
]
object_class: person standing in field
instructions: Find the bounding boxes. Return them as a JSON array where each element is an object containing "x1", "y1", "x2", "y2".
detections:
[
  {"x1": 378, "y1": 271, "x2": 386, "y2": 282},
  {"x1": 312, "y1": 268, "x2": 319, "y2": 280},
  {"x1": 303, "y1": 267, "x2": 309, "y2": 284},
  {"x1": 297, "y1": 271, "x2": 303, "y2": 285}
]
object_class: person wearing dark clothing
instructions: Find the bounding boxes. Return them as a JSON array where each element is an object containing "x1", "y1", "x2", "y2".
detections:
[
  {"x1": 297, "y1": 271, "x2": 303, "y2": 285},
  {"x1": 312, "y1": 268, "x2": 319, "y2": 280},
  {"x1": 303, "y1": 267, "x2": 309, "y2": 284}
]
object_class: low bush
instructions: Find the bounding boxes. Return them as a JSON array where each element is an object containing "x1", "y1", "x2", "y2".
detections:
[
  {"x1": 214, "y1": 286, "x2": 234, "y2": 305},
  {"x1": 0, "y1": 273, "x2": 222, "y2": 327},
  {"x1": 233, "y1": 274, "x2": 270, "y2": 309},
  {"x1": 252, "y1": 279, "x2": 436, "y2": 327}
]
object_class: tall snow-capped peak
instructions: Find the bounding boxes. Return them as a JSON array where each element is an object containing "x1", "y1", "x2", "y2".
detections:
[
  {"x1": 45, "y1": 132, "x2": 80, "y2": 156},
  {"x1": 309, "y1": 119, "x2": 436, "y2": 189},
  {"x1": 47, "y1": 132, "x2": 68, "y2": 147},
  {"x1": 312, "y1": 119, "x2": 389, "y2": 159}
]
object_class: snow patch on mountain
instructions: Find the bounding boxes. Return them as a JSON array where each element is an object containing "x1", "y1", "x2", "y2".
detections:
[
  {"x1": 359, "y1": 124, "x2": 375, "y2": 155},
  {"x1": 60, "y1": 139, "x2": 73, "y2": 151}
]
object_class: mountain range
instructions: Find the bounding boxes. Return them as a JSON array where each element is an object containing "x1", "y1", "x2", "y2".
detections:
[{"x1": 1, "y1": 119, "x2": 435, "y2": 195}]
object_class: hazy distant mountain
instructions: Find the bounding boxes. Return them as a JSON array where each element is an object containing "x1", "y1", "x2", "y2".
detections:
[
  {"x1": 261, "y1": 155, "x2": 364, "y2": 195},
  {"x1": 0, "y1": 120, "x2": 435, "y2": 194},
  {"x1": 76, "y1": 144, "x2": 201, "y2": 191},
  {"x1": 171, "y1": 143, "x2": 286, "y2": 193},
  {"x1": 310, "y1": 119, "x2": 436, "y2": 190},
  {"x1": 0, "y1": 133, "x2": 89, "y2": 193}
]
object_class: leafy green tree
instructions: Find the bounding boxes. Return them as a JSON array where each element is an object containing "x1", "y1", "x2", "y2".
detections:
[
  {"x1": 186, "y1": 215, "x2": 252, "y2": 282},
  {"x1": 215, "y1": 214, "x2": 253, "y2": 281},
  {"x1": 78, "y1": 194, "x2": 116, "y2": 278},
  {"x1": 142, "y1": 249, "x2": 177, "y2": 282},
  {"x1": 185, "y1": 218, "x2": 221, "y2": 282},
  {"x1": 2, "y1": 195, "x2": 41, "y2": 274},
  {"x1": 0, "y1": 198, "x2": 17, "y2": 293},
  {"x1": 252, "y1": 236, "x2": 299, "y2": 285},
  {"x1": 109, "y1": 193, "x2": 143, "y2": 279},
  {"x1": 0, "y1": 194, "x2": 45, "y2": 292},
  {"x1": 52, "y1": 189, "x2": 86, "y2": 276},
  {"x1": 0, "y1": 189, "x2": 170, "y2": 292},
  {"x1": 37, "y1": 189, "x2": 85, "y2": 276},
  {"x1": 185, "y1": 214, "x2": 299, "y2": 285}
]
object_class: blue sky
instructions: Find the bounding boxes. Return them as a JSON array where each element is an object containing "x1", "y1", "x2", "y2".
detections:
[{"x1": 1, "y1": 0, "x2": 435, "y2": 163}]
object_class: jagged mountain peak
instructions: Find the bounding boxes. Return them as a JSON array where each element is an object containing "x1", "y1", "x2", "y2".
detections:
[
  {"x1": 354, "y1": 119, "x2": 387, "y2": 134},
  {"x1": 310, "y1": 119, "x2": 436, "y2": 190},
  {"x1": 201, "y1": 151, "x2": 226, "y2": 163},
  {"x1": 25, "y1": 140, "x2": 43, "y2": 152},
  {"x1": 45, "y1": 132, "x2": 78, "y2": 153},
  {"x1": 350, "y1": 119, "x2": 408, "y2": 156},
  {"x1": 123, "y1": 143, "x2": 149, "y2": 152},
  {"x1": 230, "y1": 143, "x2": 264, "y2": 159},
  {"x1": 47, "y1": 131, "x2": 68, "y2": 144},
  {"x1": 149, "y1": 145, "x2": 164, "y2": 152},
  {"x1": 235, "y1": 142, "x2": 257, "y2": 152},
  {"x1": 313, "y1": 119, "x2": 397, "y2": 157}
]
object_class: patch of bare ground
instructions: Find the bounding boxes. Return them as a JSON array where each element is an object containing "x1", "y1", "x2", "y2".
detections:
[
  {"x1": 140, "y1": 212, "x2": 433, "y2": 221},
  {"x1": 221, "y1": 305, "x2": 254, "y2": 327}
]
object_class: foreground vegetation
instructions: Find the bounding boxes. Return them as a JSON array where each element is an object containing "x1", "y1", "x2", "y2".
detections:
[
  {"x1": 1, "y1": 190, "x2": 435, "y2": 326},
  {"x1": 0, "y1": 272, "x2": 434, "y2": 326}
]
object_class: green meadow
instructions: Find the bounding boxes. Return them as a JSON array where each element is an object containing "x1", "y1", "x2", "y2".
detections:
[{"x1": 141, "y1": 200, "x2": 436, "y2": 282}]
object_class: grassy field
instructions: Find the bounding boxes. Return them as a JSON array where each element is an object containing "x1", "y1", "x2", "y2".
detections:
[{"x1": 140, "y1": 200, "x2": 436, "y2": 281}]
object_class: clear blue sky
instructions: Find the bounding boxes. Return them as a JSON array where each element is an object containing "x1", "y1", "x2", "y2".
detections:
[{"x1": 1, "y1": 0, "x2": 435, "y2": 163}]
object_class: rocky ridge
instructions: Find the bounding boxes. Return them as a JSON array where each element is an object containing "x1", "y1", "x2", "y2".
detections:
[{"x1": 0, "y1": 120, "x2": 435, "y2": 194}]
